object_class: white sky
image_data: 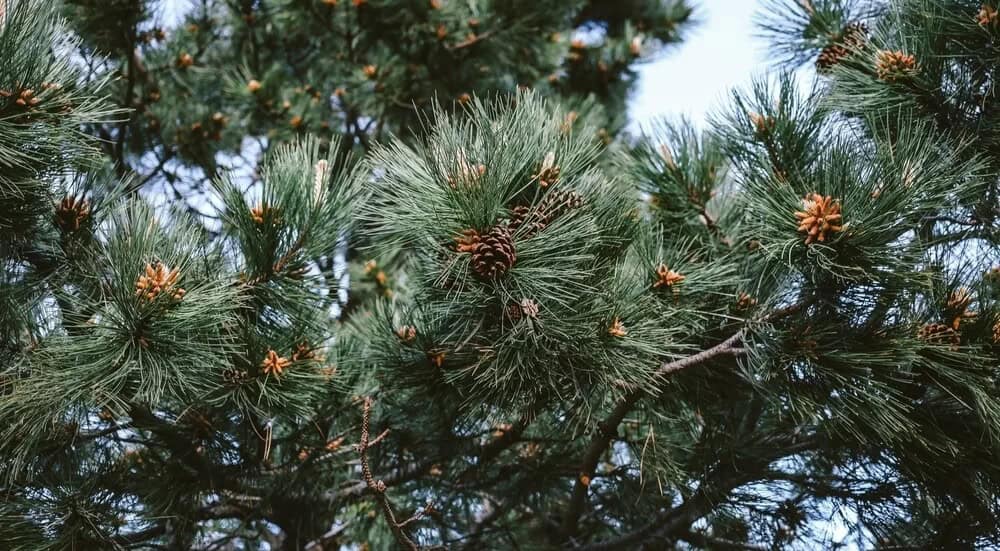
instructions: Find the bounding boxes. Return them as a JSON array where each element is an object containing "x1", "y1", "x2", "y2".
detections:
[{"x1": 630, "y1": 0, "x2": 772, "y2": 130}]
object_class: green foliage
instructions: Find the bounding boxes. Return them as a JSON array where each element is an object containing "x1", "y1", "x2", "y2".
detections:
[
  {"x1": 7, "y1": 0, "x2": 1000, "y2": 550},
  {"x1": 360, "y1": 93, "x2": 676, "y2": 409}
]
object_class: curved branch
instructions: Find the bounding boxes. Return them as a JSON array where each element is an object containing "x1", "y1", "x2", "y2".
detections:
[
  {"x1": 561, "y1": 300, "x2": 811, "y2": 541},
  {"x1": 559, "y1": 331, "x2": 747, "y2": 538}
]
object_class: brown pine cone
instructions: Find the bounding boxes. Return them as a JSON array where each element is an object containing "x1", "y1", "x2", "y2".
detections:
[
  {"x1": 537, "y1": 189, "x2": 584, "y2": 225},
  {"x1": 54, "y1": 195, "x2": 91, "y2": 233},
  {"x1": 816, "y1": 21, "x2": 867, "y2": 73},
  {"x1": 917, "y1": 323, "x2": 960, "y2": 348},
  {"x1": 508, "y1": 205, "x2": 545, "y2": 236},
  {"x1": 471, "y1": 224, "x2": 516, "y2": 278},
  {"x1": 508, "y1": 190, "x2": 584, "y2": 238}
]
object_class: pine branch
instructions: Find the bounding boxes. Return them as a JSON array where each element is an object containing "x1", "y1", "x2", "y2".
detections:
[
  {"x1": 560, "y1": 331, "x2": 747, "y2": 539},
  {"x1": 356, "y1": 396, "x2": 437, "y2": 551},
  {"x1": 447, "y1": 29, "x2": 498, "y2": 51},
  {"x1": 561, "y1": 300, "x2": 811, "y2": 540},
  {"x1": 330, "y1": 457, "x2": 438, "y2": 500},
  {"x1": 460, "y1": 396, "x2": 547, "y2": 482},
  {"x1": 677, "y1": 529, "x2": 769, "y2": 551},
  {"x1": 127, "y1": 403, "x2": 238, "y2": 492},
  {"x1": 572, "y1": 436, "x2": 818, "y2": 550}
]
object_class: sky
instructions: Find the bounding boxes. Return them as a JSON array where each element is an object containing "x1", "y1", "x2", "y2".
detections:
[{"x1": 630, "y1": 0, "x2": 773, "y2": 131}]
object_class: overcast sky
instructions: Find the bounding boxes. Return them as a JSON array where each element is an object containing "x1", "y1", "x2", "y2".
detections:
[{"x1": 630, "y1": 0, "x2": 772, "y2": 130}]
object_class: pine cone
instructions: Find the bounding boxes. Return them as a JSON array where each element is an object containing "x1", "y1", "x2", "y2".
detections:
[
  {"x1": 538, "y1": 189, "x2": 584, "y2": 225},
  {"x1": 508, "y1": 190, "x2": 584, "y2": 238},
  {"x1": 979, "y1": 5, "x2": 998, "y2": 27},
  {"x1": 875, "y1": 50, "x2": 917, "y2": 82},
  {"x1": 917, "y1": 323, "x2": 960, "y2": 348},
  {"x1": 794, "y1": 193, "x2": 843, "y2": 244},
  {"x1": 507, "y1": 298, "x2": 540, "y2": 321},
  {"x1": 54, "y1": 195, "x2": 91, "y2": 233},
  {"x1": 508, "y1": 205, "x2": 545, "y2": 236},
  {"x1": 816, "y1": 22, "x2": 868, "y2": 73},
  {"x1": 471, "y1": 224, "x2": 516, "y2": 278}
]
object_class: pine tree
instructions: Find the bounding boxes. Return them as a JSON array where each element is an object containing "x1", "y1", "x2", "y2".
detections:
[{"x1": 5, "y1": 0, "x2": 1000, "y2": 550}]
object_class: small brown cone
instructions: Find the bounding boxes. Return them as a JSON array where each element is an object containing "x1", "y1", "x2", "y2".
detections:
[
  {"x1": 816, "y1": 22, "x2": 867, "y2": 73},
  {"x1": 471, "y1": 225, "x2": 516, "y2": 279},
  {"x1": 508, "y1": 190, "x2": 584, "y2": 237},
  {"x1": 917, "y1": 323, "x2": 960, "y2": 349},
  {"x1": 54, "y1": 195, "x2": 91, "y2": 233},
  {"x1": 537, "y1": 189, "x2": 583, "y2": 224}
]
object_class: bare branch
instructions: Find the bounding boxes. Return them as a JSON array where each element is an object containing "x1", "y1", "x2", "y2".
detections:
[{"x1": 357, "y1": 396, "x2": 422, "y2": 551}]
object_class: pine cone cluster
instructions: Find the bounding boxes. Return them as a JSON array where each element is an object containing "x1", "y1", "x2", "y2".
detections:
[
  {"x1": 0, "y1": 87, "x2": 42, "y2": 112},
  {"x1": 608, "y1": 317, "x2": 627, "y2": 337},
  {"x1": 471, "y1": 224, "x2": 516, "y2": 279},
  {"x1": 509, "y1": 189, "x2": 584, "y2": 237},
  {"x1": 945, "y1": 287, "x2": 975, "y2": 329},
  {"x1": 54, "y1": 195, "x2": 91, "y2": 233},
  {"x1": 291, "y1": 341, "x2": 317, "y2": 361},
  {"x1": 653, "y1": 263, "x2": 685, "y2": 290},
  {"x1": 181, "y1": 112, "x2": 228, "y2": 144},
  {"x1": 979, "y1": 5, "x2": 998, "y2": 27},
  {"x1": 261, "y1": 349, "x2": 291, "y2": 376},
  {"x1": 917, "y1": 323, "x2": 961, "y2": 348},
  {"x1": 250, "y1": 203, "x2": 283, "y2": 226},
  {"x1": 816, "y1": 22, "x2": 868, "y2": 72},
  {"x1": 795, "y1": 193, "x2": 843, "y2": 244},
  {"x1": 734, "y1": 291, "x2": 758, "y2": 311},
  {"x1": 135, "y1": 262, "x2": 186, "y2": 303},
  {"x1": 875, "y1": 50, "x2": 917, "y2": 82}
]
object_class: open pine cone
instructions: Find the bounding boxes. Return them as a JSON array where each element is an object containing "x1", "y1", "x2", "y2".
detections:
[
  {"x1": 816, "y1": 21, "x2": 867, "y2": 73},
  {"x1": 471, "y1": 224, "x2": 516, "y2": 278}
]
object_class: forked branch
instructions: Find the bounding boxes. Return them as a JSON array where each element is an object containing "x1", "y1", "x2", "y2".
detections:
[{"x1": 357, "y1": 397, "x2": 439, "y2": 551}]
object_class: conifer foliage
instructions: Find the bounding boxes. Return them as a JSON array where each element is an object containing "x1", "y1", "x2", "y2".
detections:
[{"x1": 5, "y1": 0, "x2": 1000, "y2": 550}]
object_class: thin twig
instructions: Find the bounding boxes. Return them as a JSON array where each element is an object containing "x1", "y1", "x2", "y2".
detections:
[
  {"x1": 357, "y1": 397, "x2": 421, "y2": 551},
  {"x1": 446, "y1": 29, "x2": 497, "y2": 51}
]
